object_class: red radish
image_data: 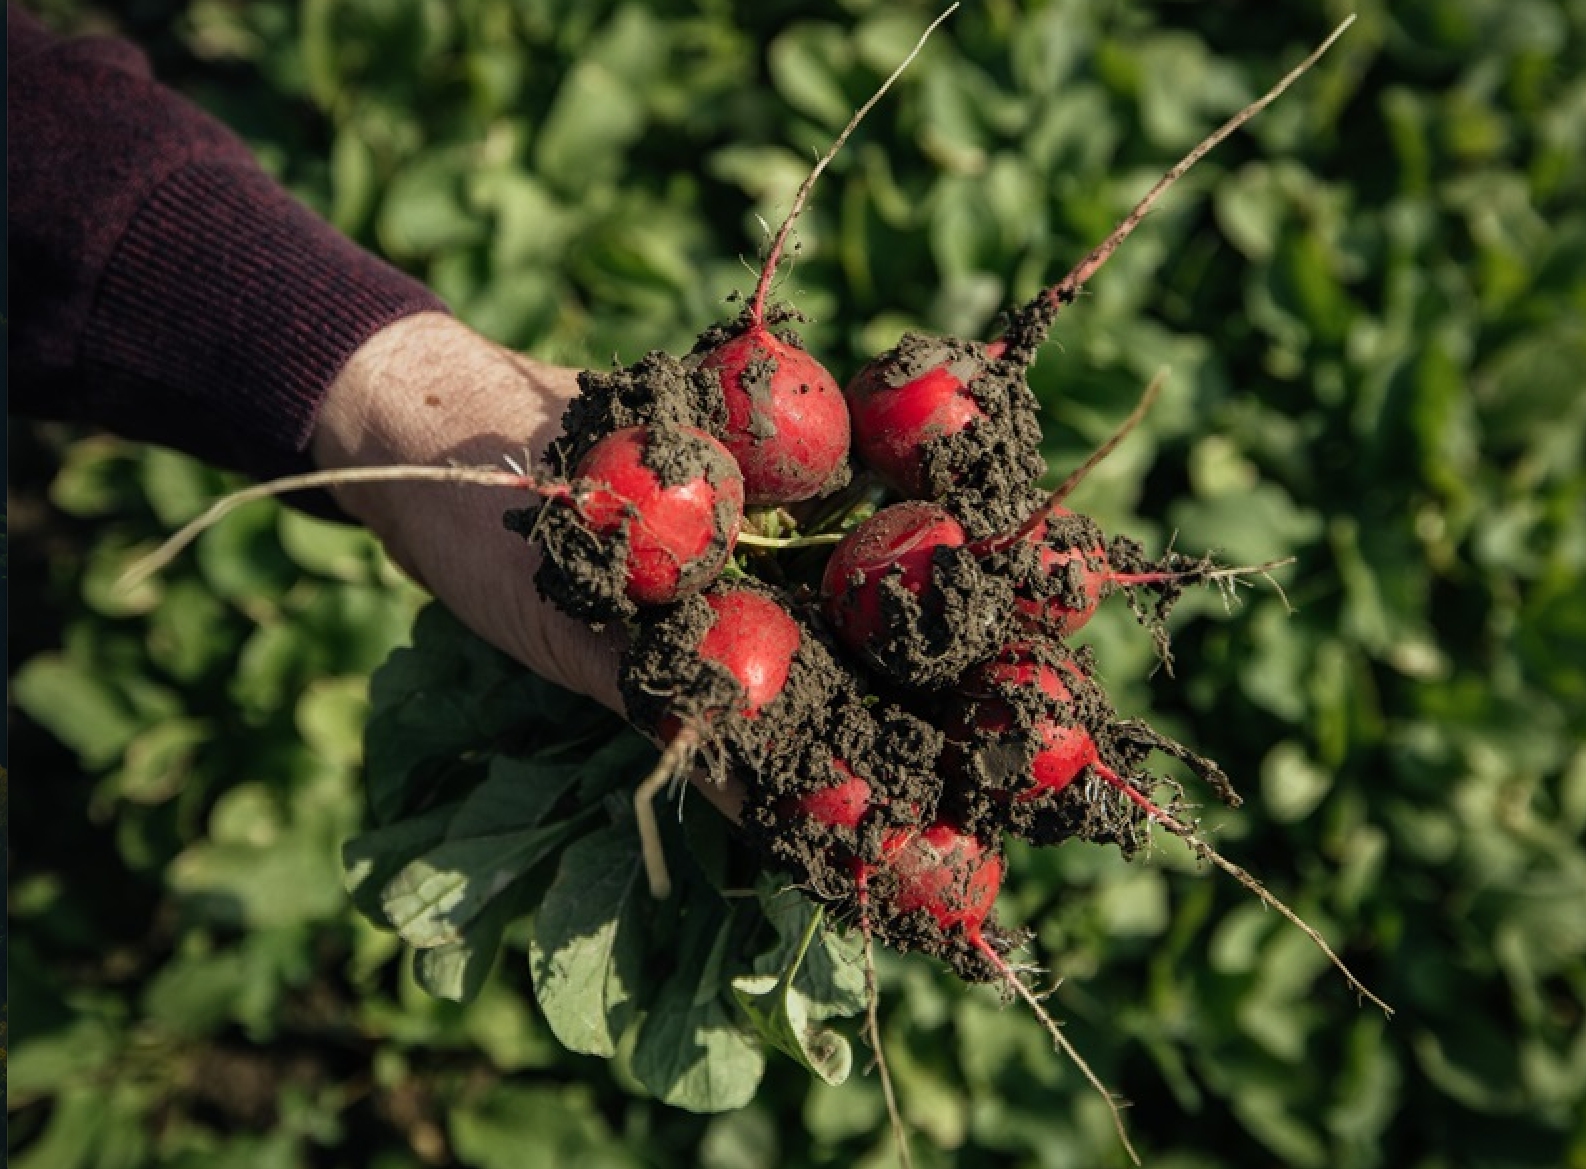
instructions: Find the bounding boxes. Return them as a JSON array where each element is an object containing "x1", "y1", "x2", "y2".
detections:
[
  {"x1": 623, "y1": 585, "x2": 815, "y2": 900},
  {"x1": 644, "y1": 586, "x2": 805, "y2": 747},
  {"x1": 835, "y1": 16, "x2": 1356, "y2": 547},
  {"x1": 751, "y1": 754, "x2": 888, "y2": 892},
  {"x1": 566, "y1": 425, "x2": 744, "y2": 607},
  {"x1": 949, "y1": 639, "x2": 1228, "y2": 846},
  {"x1": 822, "y1": 502, "x2": 965, "y2": 648},
  {"x1": 791, "y1": 759, "x2": 874, "y2": 831},
  {"x1": 849, "y1": 819, "x2": 1006, "y2": 983},
  {"x1": 696, "y1": 588, "x2": 802, "y2": 717},
  {"x1": 951, "y1": 644, "x2": 1098, "y2": 801},
  {"x1": 876, "y1": 821, "x2": 1003, "y2": 937},
  {"x1": 518, "y1": 424, "x2": 746, "y2": 622},
  {"x1": 686, "y1": 4, "x2": 965, "y2": 506},
  {"x1": 821, "y1": 501, "x2": 1011, "y2": 685},
  {"x1": 695, "y1": 326, "x2": 851, "y2": 504},
  {"x1": 842, "y1": 333, "x2": 1046, "y2": 539},
  {"x1": 845, "y1": 336, "x2": 1009, "y2": 497},
  {"x1": 851, "y1": 815, "x2": 1140, "y2": 1164},
  {"x1": 975, "y1": 509, "x2": 1112, "y2": 635},
  {"x1": 971, "y1": 502, "x2": 1293, "y2": 664}
]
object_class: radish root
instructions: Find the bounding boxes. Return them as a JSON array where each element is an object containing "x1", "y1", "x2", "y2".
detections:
[
  {"x1": 633, "y1": 726, "x2": 703, "y2": 899},
  {"x1": 119, "y1": 463, "x2": 539, "y2": 592},
  {"x1": 749, "y1": 3, "x2": 960, "y2": 325},
  {"x1": 859, "y1": 902, "x2": 913, "y2": 1169},
  {"x1": 977, "y1": 941, "x2": 1141, "y2": 1167},
  {"x1": 1093, "y1": 757, "x2": 1393, "y2": 1017},
  {"x1": 1000, "y1": 15, "x2": 1357, "y2": 366},
  {"x1": 1039, "y1": 366, "x2": 1168, "y2": 530}
]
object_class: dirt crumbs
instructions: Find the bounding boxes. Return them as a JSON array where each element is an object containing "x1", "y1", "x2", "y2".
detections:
[
  {"x1": 549, "y1": 350, "x2": 727, "y2": 475},
  {"x1": 883, "y1": 333, "x2": 1049, "y2": 540},
  {"x1": 851, "y1": 545, "x2": 1018, "y2": 690}
]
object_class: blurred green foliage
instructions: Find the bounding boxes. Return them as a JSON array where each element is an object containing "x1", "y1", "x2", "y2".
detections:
[{"x1": 9, "y1": 0, "x2": 1586, "y2": 1166}]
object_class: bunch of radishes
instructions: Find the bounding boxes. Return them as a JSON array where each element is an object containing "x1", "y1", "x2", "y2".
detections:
[{"x1": 493, "y1": 17, "x2": 1379, "y2": 1159}]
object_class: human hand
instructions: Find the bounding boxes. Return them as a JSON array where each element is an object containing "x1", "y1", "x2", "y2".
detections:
[{"x1": 311, "y1": 313, "x2": 629, "y2": 713}]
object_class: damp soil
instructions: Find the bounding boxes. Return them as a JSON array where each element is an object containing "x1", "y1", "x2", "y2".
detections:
[
  {"x1": 550, "y1": 351, "x2": 727, "y2": 476},
  {"x1": 873, "y1": 333, "x2": 1048, "y2": 540},
  {"x1": 1110, "y1": 538, "x2": 1222, "y2": 671},
  {"x1": 985, "y1": 509, "x2": 1111, "y2": 622},
  {"x1": 743, "y1": 698, "x2": 943, "y2": 896},
  {"x1": 829, "y1": 542, "x2": 1018, "y2": 690},
  {"x1": 686, "y1": 302, "x2": 811, "y2": 356},
  {"x1": 995, "y1": 289, "x2": 1065, "y2": 370},
  {"x1": 625, "y1": 585, "x2": 971, "y2": 927}
]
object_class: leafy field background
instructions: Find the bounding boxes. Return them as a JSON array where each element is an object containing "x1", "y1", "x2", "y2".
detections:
[{"x1": 9, "y1": 0, "x2": 1586, "y2": 1166}]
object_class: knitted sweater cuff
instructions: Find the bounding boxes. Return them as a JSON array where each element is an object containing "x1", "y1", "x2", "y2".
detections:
[{"x1": 82, "y1": 161, "x2": 448, "y2": 480}]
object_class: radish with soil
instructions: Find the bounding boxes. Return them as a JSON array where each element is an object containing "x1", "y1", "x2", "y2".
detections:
[
  {"x1": 945, "y1": 637, "x2": 1392, "y2": 1015},
  {"x1": 513, "y1": 423, "x2": 747, "y2": 623},
  {"x1": 820, "y1": 500, "x2": 1012, "y2": 687},
  {"x1": 621, "y1": 583, "x2": 852, "y2": 897},
  {"x1": 850, "y1": 815, "x2": 1142, "y2": 1164},
  {"x1": 844, "y1": 18, "x2": 1357, "y2": 540}
]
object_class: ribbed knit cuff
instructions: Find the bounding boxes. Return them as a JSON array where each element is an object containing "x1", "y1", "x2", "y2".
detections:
[{"x1": 81, "y1": 161, "x2": 448, "y2": 480}]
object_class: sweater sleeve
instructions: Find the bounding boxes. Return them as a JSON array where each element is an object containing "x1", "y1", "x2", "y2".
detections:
[{"x1": 6, "y1": 5, "x2": 449, "y2": 480}]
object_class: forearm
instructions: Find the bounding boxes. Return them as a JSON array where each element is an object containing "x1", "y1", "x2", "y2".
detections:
[{"x1": 8, "y1": 5, "x2": 442, "y2": 480}]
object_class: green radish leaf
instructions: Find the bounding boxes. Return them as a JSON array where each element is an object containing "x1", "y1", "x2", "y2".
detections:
[
  {"x1": 296, "y1": 676, "x2": 370, "y2": 769},
  {"x1": 102, "y1": 717, "x2": 211, "y2": 806},
  {"x1": 744, "y1": 879, "x2": 868, "y2": 1018},
  {"x1": 444, "y1": 748, "x2": 588, "y2": 841},
  {"x1": 376, "y1": 149, "x2": 486, "y2": 260},
  {"x1": 146, "y1": 578, "x2": 236, "y2": 682},
  {"x1": 1168, "y1": 481, "x2": 1324, "y2": 566},
  {"x1": 342, "y1": 802, "x2": 460, "y2": 924},
  {"x1": 47, "y1": 435, "x2": 139, "y2": 518},
  {"x1": 12, "y1": 652, "x2": 147, "y2": 769},
  {"x1": 448, "y1": 1083, "x2": 643, "y2": 1169},
  {"x1": 529, "y1": 821, "x2": 647, "y2": 1058},
  {"x1": 633, "y1": 904, "x2": 765, "y2": 1111},
  {"x1": 6, "y1": 1012, "x2": 122, "y2": 1101},
  {"x1": 381, "y1": 820, "x2": 578, "y2": 949},
  {"x1": 575, "y1": 730, "x2": 660, "y2": 804},
  {"x1": 139, "y1": 446, "x2": 228, "y2": 528},
  {"x1": 277, "y1": 509, "x2": 380, "y2": 582},
  {"x1": 363, "y1": 604, "x2": 616, "y2": 824},
  {"x1": 733, "y1": 907, "x2": 853, "y2": 1087},
  {"x1": 533, "y1": 61, "x2": 646, "y2": 193},
  {"x1": 633, "y1": 986, "x2": 766, "y2": 1113},
  {"x1": 414, "y1": 882, "x2": 522, "y2": 1004},
  {"x1": 140, "y1": 947, "x2": 250, "y2": 1039},
  {"x1": 767, "y1": 23, "x2": 852, "y2": 129},
  {"x1": 195, "y1": 498, "x2": 298, "y2": 602}
]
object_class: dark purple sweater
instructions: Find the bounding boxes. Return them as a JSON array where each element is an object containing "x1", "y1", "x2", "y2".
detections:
[{"x1": 7, "y1": 5, "x2": 447, "y2": 480}]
